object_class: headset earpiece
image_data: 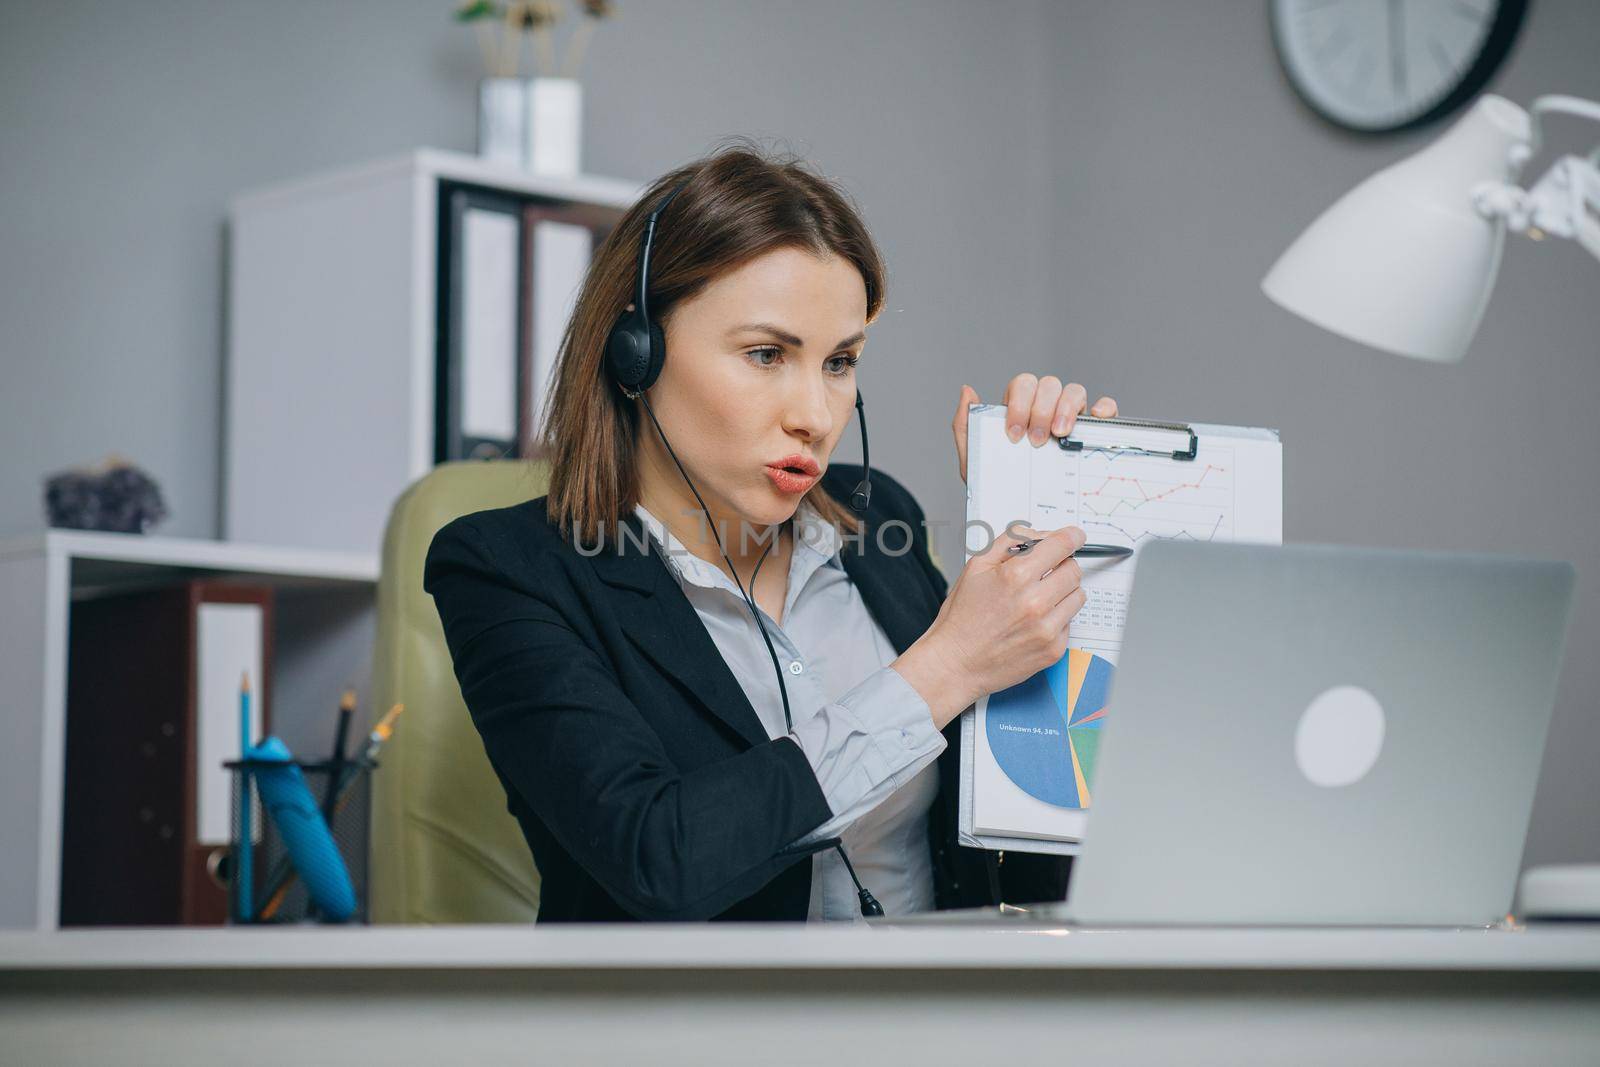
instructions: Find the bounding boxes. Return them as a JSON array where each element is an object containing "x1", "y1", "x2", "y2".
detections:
[
  {"x1": 605, "y1": 182, "x2": 688, "y2": 396},
  {"x1": 604, "y1": 310, "x2": 655, "y2": 394},
  {"x1": 644, "y1": 320, "x2": 666, "y2": 388}
]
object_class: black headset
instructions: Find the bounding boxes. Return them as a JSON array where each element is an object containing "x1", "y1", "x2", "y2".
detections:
[{"x1": 605, "y1": 178, "x2": 884, "y2": 918}]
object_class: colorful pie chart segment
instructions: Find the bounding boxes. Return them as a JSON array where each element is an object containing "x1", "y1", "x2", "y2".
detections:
[{"x1": 984, "y1": 649, "x2": 1114, "y2": 809}]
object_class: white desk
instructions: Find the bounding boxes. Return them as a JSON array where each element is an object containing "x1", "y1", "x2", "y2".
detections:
[{"x1": 3, "y1": 922, "x2": 1598, "y2": 1065}]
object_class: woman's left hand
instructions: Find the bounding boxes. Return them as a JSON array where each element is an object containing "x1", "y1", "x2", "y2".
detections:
[{"x1": 952, "y1": 376, "x2": 1119, "y2": 483}]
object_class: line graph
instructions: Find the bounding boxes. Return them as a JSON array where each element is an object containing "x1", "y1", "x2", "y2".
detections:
[
  {"x1": 1061, "y1": 447, "x2": 1236, "y2": 548},
  {"x1": 1081, "y1": 463, "x2": 1229, "y2": 515},
  {"x1": 1085, "y1": 514, "x2": 1227, "y2": 545}
]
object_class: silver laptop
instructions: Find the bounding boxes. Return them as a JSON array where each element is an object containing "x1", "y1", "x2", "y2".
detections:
[{"x1": 1044, "y1": 541, "x2": 1575, "y2": 928}]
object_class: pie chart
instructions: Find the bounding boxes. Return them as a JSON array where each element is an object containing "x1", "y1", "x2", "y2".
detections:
[{"x1": 984, "y1": 649, "x2": 1113, "y2": 809}]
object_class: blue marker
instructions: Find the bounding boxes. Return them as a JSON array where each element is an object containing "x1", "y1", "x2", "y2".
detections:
[{"x1": 248, "y1": 736, "x2": 357, "y2": 922}]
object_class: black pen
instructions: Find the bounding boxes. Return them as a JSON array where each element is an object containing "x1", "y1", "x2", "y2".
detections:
[
  {"x1": 319, "y1": 689, "x2": 356, "y2": 826},
  {"x1": 1008, "y1": 539, "x2": 1133, "y2": 559}
]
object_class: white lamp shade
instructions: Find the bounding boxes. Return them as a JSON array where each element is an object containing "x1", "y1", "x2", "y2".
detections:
[{"x1": 1262, "y1": 95, "x2": 1532, "y2": 363}]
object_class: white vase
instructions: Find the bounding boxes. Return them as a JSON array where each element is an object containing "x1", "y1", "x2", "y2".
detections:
[
  {"x1": 478, "y1": 77, "x2": 526, "y2": 168},
  {"x1": 524, "y1": 77, "x2": 582, "y2": 177}
]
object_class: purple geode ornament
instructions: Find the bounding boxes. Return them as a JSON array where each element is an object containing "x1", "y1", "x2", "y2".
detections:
[{"x1": 44, "y1": 458, "x2": 169, "y2": 534}]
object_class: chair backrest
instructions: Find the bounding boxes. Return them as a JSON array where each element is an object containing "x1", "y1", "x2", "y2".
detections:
[{"x1": 369, "y1": 458, "x2": 549, "y2": 923}]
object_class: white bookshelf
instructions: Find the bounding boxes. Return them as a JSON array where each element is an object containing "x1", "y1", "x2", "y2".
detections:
[
  {"x1": 226, "y1": 148, "x2": 642, "y2": 555},
  {"x1": 0, "y1": 529, "x2": 378, "y2": 930}
]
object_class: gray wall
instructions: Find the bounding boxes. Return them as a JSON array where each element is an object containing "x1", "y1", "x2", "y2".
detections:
[{"x1": 2, "y1": 1, "x2": 1595, "y2": 869}]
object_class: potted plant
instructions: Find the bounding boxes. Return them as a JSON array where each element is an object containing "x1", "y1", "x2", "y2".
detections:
[{"x1": 456, "y1": 0, "x2": 617, "y2": 175}]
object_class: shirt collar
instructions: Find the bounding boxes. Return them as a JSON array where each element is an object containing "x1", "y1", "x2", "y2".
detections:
[{"x1": 633, "y1": 497, "x2": 844, "y2": 600}]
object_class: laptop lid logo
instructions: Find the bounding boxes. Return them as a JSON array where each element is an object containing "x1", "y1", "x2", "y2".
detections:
[{"x1": 1295, "y1": 685, "x2": 1386, "y2": 788}]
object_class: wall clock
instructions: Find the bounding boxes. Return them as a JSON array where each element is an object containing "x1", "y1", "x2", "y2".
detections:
[{"x1": 1270, "y1": 0, "x2": 1529, "y2": 134}]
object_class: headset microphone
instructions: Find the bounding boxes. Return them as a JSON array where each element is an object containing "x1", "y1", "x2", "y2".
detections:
[
  {"x1": 849, "y1": 390, "x2": 871, "y2": 513},
  {"x1": 607, "y1": 179, "x2": 883, "y2": 919}
]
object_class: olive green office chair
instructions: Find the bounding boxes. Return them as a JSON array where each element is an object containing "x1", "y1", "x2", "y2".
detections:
[
  {"x1": 369, "y1": 458, "x2": 550, "y2": 924},
  {"x1": 368, "y1": 458, "x2": 949, "y2": 923}
]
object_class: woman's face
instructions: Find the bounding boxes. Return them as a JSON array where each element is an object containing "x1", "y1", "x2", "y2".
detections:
[{"x1": 639, "y1": 245, "x2": 867, "y2": 533}]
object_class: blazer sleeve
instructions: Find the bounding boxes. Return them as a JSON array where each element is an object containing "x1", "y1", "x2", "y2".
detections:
[{"x1": 423, "y1": 517, "x2": 837, "y2": 921}]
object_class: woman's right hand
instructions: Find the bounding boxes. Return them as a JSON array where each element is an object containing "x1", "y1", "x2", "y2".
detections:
[{"x1": 892, "y1": 523, "x2": 1088, "y2": 730}]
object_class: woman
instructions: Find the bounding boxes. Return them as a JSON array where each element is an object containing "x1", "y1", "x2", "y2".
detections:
[{"x1": 423, "y1": 143, "x2": 1118, "y2": 922}]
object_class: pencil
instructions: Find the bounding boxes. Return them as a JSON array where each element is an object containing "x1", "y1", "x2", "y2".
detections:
[
  {"x1": 320, "y1": 689, "x2": 356, "y2": 825},
  {"x1": 237, "y1": 671, "x2": 253, "y2": 922}
]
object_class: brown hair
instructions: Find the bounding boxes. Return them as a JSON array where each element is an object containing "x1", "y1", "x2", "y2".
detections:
[{"x1": 540, "y1": 137, "x2": 885, "y2": 549}]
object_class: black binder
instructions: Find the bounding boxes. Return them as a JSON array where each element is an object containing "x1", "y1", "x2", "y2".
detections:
[{"x1": 433, "y1": 181, "x2": 623, "y2": 464}]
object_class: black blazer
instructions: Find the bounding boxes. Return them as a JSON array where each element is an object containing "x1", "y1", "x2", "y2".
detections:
[{"x1": 422, "y1": 463, "x2": 1071, "y2": 921}]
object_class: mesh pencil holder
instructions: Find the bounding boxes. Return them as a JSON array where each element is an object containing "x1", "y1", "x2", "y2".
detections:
[{"x1": 224, "y1": 756, "x2": 376, "y2": 925}]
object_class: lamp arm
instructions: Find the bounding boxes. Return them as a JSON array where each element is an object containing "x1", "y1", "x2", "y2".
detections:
[
  {"x1": 1519, "y1": 95, "x2": 1600, "y2": 165},
  {"x1": 1472, "y1": 95, "x2": 1600, "y2": 266}
]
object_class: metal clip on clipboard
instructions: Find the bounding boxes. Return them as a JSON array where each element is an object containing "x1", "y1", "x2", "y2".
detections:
[{"x1": 1056, "y1": 414, "x2": 1199, "y2": 462}]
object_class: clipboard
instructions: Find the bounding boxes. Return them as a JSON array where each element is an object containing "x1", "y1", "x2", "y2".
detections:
[{"x1": 958, "y1": 404, "x2": 1283, "y2": 855}]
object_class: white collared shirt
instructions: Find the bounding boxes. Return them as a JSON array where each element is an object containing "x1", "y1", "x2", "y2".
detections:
[{"x1": 633, "y1": 499, "x2": 945, "y2": 921}]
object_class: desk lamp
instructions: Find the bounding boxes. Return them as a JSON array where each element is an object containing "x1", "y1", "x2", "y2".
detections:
[
  {"x1": 1262, "y1": 93, "x2": 1599, "y2": 364},
  {"x1": 1261, "y1": 92, "x2": 1600, "y2": 922}
]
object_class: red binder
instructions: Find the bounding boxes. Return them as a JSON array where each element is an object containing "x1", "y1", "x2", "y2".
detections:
[{"x1": 61, "y1": 580, "x2": 274, "y2": 926}]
